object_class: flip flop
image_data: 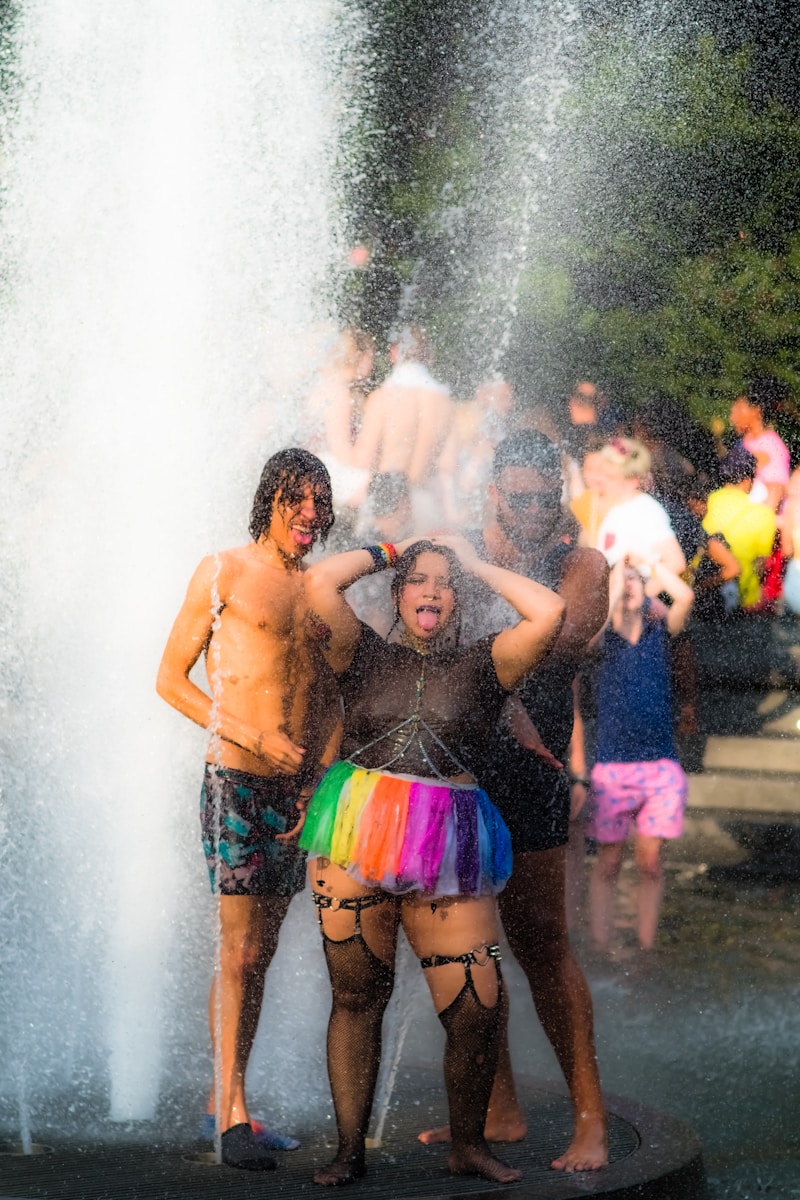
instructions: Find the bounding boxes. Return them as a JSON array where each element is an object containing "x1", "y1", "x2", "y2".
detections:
[
  {"x1": 220, "y1": 1122, "x2": 276, "y2": 1171},
  {"x1": 200, "y1": 1113, "x2": 300, "y2": 1151}
]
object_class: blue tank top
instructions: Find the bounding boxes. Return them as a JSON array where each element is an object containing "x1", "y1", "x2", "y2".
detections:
[{"x1": 595, "y1": 610, "x2": 676, "y2": 763}]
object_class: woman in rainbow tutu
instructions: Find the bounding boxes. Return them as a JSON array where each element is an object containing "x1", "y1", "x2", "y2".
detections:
[{"x1": 300, "y1": 535, "x2": 564, "y2": 1186}]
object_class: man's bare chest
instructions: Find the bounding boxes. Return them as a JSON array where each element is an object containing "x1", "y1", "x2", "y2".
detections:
[{"x1": 223, "y1": 575, "x2": 308, "y2": 643}]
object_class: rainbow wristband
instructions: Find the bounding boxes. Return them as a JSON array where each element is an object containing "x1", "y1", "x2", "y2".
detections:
[
  {"x1": 362, "y1": 543, "x2": 399, "y2": 571},
  {"x1": 363, "y1": 545, "x2": 388, "y2": 571}
]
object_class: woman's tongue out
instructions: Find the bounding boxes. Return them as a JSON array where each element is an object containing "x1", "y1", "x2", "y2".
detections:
[{"x1": 417, "y1": 606, "x2": 439, "y2": 632}]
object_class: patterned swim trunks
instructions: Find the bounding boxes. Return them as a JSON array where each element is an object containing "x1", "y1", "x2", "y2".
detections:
[
  {"x1": 586, "y1": 758, "x2": 688, "y2": 843},
  {"x1": 200, "y1": 765, "x2": 307, "y2": 897}
]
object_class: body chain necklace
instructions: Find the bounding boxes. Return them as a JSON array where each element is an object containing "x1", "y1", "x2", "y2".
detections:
[{"x1": 346, "y1": 654, "x2": 471, "y2": 781}]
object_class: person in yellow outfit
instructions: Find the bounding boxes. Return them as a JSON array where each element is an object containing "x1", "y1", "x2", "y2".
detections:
[{"x1": 703, "y1": 446, "x2": 776, "y2": 611}]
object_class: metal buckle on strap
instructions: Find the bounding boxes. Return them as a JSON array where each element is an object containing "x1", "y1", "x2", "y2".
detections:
[
  {"x1": 312, "y1": 892, "x2": 388, "y2": 913},
  {"x1": 421, "y1": 943, "x2": 502, "y2": 970}
]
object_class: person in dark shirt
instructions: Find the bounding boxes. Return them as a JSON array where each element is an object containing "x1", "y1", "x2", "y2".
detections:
[
  {"x1": 425, "y1": 431, "x2": 610, "y2": 1173},
  {"x1": 299, "y1": 535, "x2": 564, "y2": 1187},
  {"x1": 587, "y1": 555, "x2": 693, "y2": 953}
]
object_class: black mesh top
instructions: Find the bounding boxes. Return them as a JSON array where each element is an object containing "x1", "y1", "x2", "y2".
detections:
[{"x1": 338, "y1": 623, "x2": 510, "y2": 780}]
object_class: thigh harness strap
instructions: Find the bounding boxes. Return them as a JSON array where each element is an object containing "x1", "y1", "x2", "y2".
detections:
[
  {"x1": 312, "y1": 891, "x2": 390, "y2": 941},
  {"x1": 419, "y1": 943, "x2": 502, "y2": 986}
]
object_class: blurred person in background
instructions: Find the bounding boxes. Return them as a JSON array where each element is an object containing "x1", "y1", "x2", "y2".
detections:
[
  {"x1": 304, "y1": 327, "x2": 375, "y2": 516},
  {"x1": 353, "y1": 324, "x2": 453, "y2": 528},
  {"x1": 592, "y1": 438, "x2": 686, "y2": 580},
  {"x1": 440, "y1": 376, "x2": 514, "y2": 531},
  {"x1": 702, "y1": 446, "x2": 776, "y2": 614},
  {"x1": 587, "y1": 555, "x2": 694, "y2": 954},
  {"x1": 730, "y1": 378, "x2": 791, "y2": 611},
  {"x1": 778, "y1": 467, "x2": 800, "y2": 616},
  {"x1": 348, "y1": 472, "x2": 413, "y2": 635},
  {"x1": 562, "y1": 380, "x2": 625, "y2": 456},
  {"x1": 729, "y1": 377, "x2": 790, "y2": 512},
  {"x1": 682, "y1": 475, "x2": 742, "y2": 622},
  {"x1": 568, "y1": 444, "x2": 613, "y2": 548}
]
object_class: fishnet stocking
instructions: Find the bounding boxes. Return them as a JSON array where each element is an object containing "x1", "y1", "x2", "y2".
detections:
[
  {"x1": 322, "y1": 932, "x2": 394, "y2": 1171},
  {"x1": 437, "y1": 961, "x2": 503, "y2": 1152}
]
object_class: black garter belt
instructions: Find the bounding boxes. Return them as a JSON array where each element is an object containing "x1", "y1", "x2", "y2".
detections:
[{"x1": 312, "y1": 891, "x2": 392, "y2": 939}]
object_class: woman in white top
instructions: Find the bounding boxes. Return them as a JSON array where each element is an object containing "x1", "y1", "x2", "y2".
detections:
[{"x1": 593, "y1": 438, "x2": 686, "y2": 579}]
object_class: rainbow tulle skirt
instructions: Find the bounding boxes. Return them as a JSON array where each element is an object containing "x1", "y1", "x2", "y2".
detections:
[{"x1": 299, "y1": 760, "x2": 512, "y2": 897}]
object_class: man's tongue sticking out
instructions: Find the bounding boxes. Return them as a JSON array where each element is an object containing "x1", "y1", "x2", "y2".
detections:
[
  {"x1": 292, "y1": 528, "x2": 313, "y2": 548},
  {"x1": 417, "y1": 608, "x2": 439, "y2": 632}
]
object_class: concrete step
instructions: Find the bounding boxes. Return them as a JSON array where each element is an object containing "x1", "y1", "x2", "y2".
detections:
[
  {"x1": 702, "y1": 735, "x2": 800, "y2": 773},
  {"x1": 687, "y1": 771, "x2": 800, "y2": 814}
]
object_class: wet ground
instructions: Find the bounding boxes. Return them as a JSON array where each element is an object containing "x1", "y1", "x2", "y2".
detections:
[
  {"x1": 502, "y1": 849, "x2": 800, "y2": 1200},
  {"x1": 0, "y1": 837, "x2": 797, "y2": 1200},
  {"x1": 2, "y1": 617, "x2": 799, "y2": 1198}
]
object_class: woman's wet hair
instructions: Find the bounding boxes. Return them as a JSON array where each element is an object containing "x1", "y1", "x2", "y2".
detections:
[
  {"x1": 390, "y1": 541, "x2": 464, "y2": 642},
  {"x1": 391, "y1": 541, "x2": 463, "y2": 601},
  {"x1": 249, "y1": 448, "x2": 334, "y2": 543},
  {"x1": 492, "y1": 430, "x2": 562, "y2": 482}
]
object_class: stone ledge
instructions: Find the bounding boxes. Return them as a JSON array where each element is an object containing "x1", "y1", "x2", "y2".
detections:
[
  {"x1": 687, "y1": 772, "x2": 800, "y2": 814},
  {"x1": 702, "y1": 735, "x2": 800, "y2": 773}
]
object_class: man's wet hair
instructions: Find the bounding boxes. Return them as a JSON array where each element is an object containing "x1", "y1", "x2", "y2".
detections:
[
  {"x1": 719, "y1": 444, "x2": 758, "y2": 485},
  {"x1": 249, "y1": 448, "x2": 334, "y2": 543},
  {"x1": 492, "y1": 430, "x2": 562, "y2": 482},
  {"x1": 368, "y1": 471, "x2": 410, "y2": 518}
]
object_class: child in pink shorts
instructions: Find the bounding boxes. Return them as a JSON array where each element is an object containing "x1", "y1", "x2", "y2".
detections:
[{"x1": 586, "y1": 555, "x2": 693, "y2": 951}]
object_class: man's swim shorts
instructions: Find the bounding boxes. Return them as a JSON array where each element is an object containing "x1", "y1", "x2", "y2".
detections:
[{"x1": 200, "y1": 765, "x2": 307, "y2": 897}]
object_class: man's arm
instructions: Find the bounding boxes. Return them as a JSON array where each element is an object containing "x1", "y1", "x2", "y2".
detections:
[
  {"x1": 568, "y1": 676, "x2": 590, "y2": 820},
  {"x1": 156, "y1": 556, "x2": 305, "y2": 772},
  {"x1": 548, "y1": 547, "x2": 610, "y2": 660},
  {"x1": 350, "y1": 388, "x2": 385, "y2": 471},
  {"x1": 698, "y1": 536, "x2": 741, "y2": 590}
]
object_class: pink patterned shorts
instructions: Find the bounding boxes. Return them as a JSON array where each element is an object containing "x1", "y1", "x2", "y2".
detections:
[{"x1": 587, "y1": 759, "x2": 687, "y2": 843}]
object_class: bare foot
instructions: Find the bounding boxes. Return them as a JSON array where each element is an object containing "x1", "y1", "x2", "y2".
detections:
[
  {"x1": 551, "y1": 1114, "x2": 608, "y2": 1172},
  {"x1": 448, "y1": 1143, "x2": 522, "y2": 1184},
  {"x1": 418, "y1": 1115, "x2": 526, "y2": 1145},
  {"x1": 313, "y1": 1157, "x2": 366, "y2": 1186},
  {"x1": 418, "y1": 1123, "x2": 451, "y2": 1145}
]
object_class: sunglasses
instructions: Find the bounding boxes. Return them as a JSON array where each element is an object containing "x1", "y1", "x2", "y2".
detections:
[{"x1": 501, "y1": 489, "x2": 562, "y2": 512}]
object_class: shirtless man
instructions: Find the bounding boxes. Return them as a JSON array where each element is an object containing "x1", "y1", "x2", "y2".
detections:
[
  {"x1": 156, "y1": 448, "x2": 340, "y2": 1171},
  {"x1": 420, "y1": 430, "x2": 610, "y2": 1172},
  {"x1": 353, "y1": 325, "x2": 453, "y2": 527},
  {"x1": 304, "y1": 327, "x2": 375, "y2": 513},
  {"x1": 440, "y1": 375, "x2": 514, "y2": 530}
]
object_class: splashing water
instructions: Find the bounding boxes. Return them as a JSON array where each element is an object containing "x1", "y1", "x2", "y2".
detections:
[{"x1": 0, "y1": 0, "x2": 365, "y2": 1136}]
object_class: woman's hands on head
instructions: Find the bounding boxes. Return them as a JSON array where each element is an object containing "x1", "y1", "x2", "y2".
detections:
[{"x1": 430, "y1": 533, "x2": 482, "y2": 572}]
